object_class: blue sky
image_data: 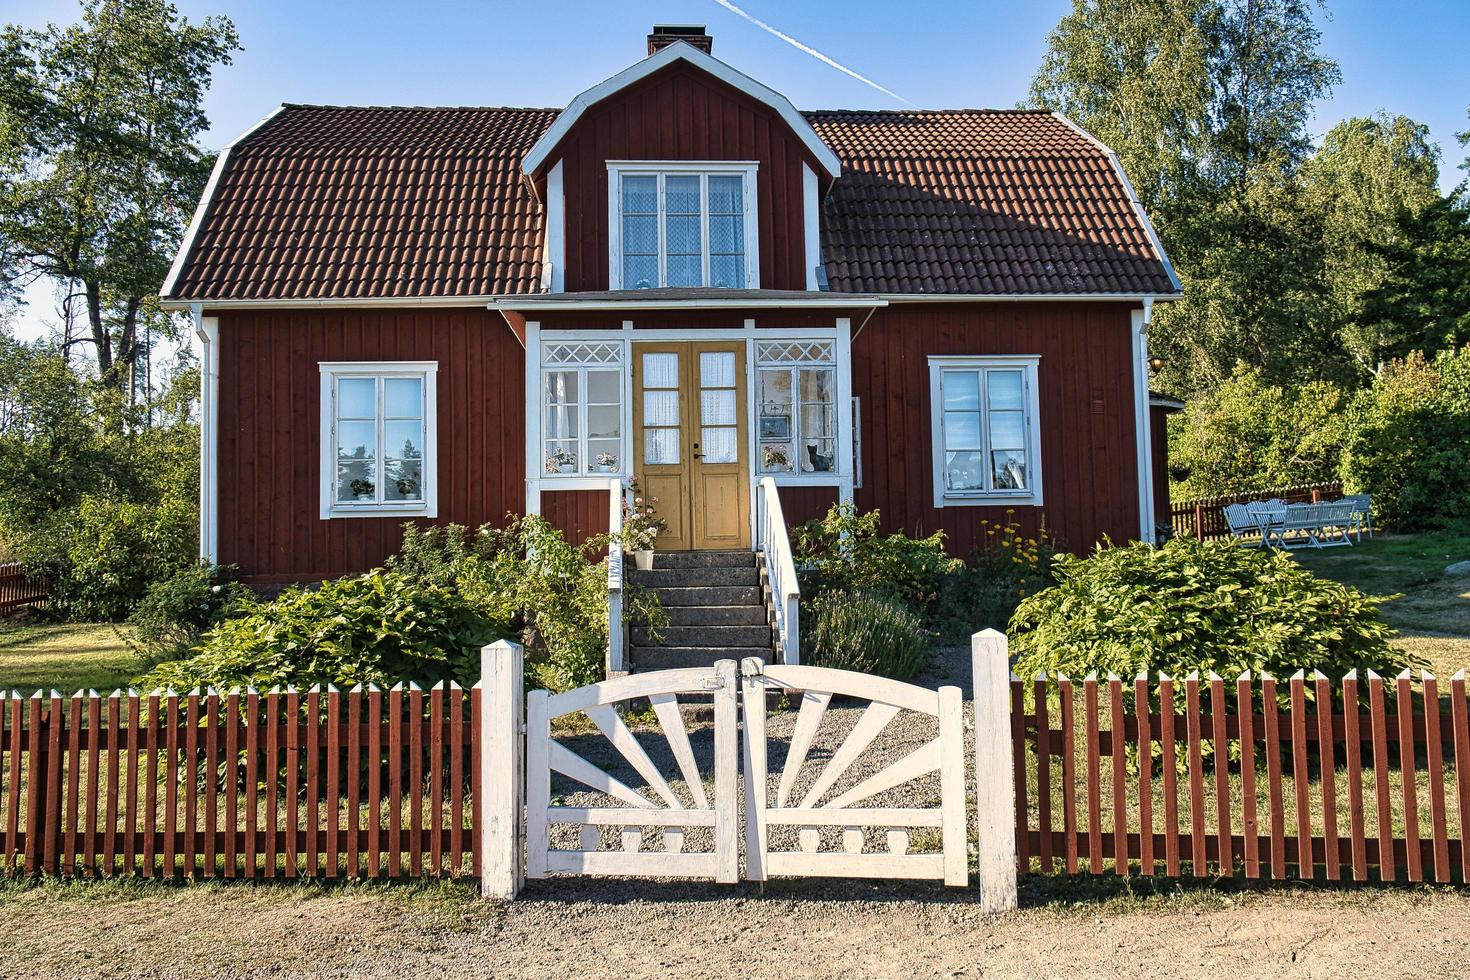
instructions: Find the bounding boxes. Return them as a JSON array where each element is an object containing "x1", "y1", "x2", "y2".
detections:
[{"x1": 8, "y1": 0, "x2": 1469, "y2": 340}]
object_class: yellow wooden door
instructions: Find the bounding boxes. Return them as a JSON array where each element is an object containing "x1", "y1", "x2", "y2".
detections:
[{"x1": 633, "y1": 341, "x2": 750, "y2": 551}]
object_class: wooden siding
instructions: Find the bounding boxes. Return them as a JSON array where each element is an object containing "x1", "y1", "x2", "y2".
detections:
[
  {"x1": 852, "y1": 303, "x2": 1143, "y2": 555},
  {"x1": 777, "y1": 485, "x2": 839, "y2": 529},
  {"x1": 553, "y1": 61, "x2": 818, "y2": 292},
  {"x1": 540, "y1": 489, "x2": 611, "y2": 547},
  {"x1": 214, "y1": 308, "x2": 524, "y2": 583}
]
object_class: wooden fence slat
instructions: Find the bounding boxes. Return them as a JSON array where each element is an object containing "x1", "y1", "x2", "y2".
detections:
[
  {"x1": 244, "y1": 691, "x2": 260, "y2": 880},
  {"x1": 44, "y1": 694, "x2": 63, "y2": 876},
  {"x1": 1160, "y1": 675, "x2": 1180, "y2": 877},
  {"x1": 1135, "y1": 675, "x2": 1153, "y2": 876},
  {"x1": 1314, "y1": 673, "x2": 1340, "y2": 881},
  {"x1": 285, "y1": 691, "x2": 300, "y2": 879},
  {"x1": 1109, "y1": 676, "x2": 1126, "y2": 875},
  {"x1": 1011, "y1": 677, "x2": 1028, "y2": 873},
  {"x1": 470, "y1": 682, "x2": 481, "y2": 879},
  {"x1": 264, "y1": 692, "x2": 280, "y2": 879},
  {"x1": 1423, "y1": 673, "x2": 1450, "y2": 882},
  {"x1": 1263, "y1": 676, "x2": 1286, "y2": 879},
  {"x1": 141, "y1": 693, "x2": 159, "y2": 879},
  {"x1": 125, "y1": 692, "x2": 141, "y2": 876},
  {"x1": 368, "y1": 687, "x2": 383, "y2": 878},
  {"x1": 1343, "y1": 672, "x2": 1368, "y2": 881},
  {"x1": 224, "y1": 691, "x2": 239, "y2": 879},
  {"x1": 305, "y1": 688, "x2": 320, "y2": 877},
  {"x1": 1368, "y1": 672, "x2": 1394, "y2": 882},
  {"x1": 431, "y1": 683, "x2": 445, "y2": 876},
  {"x1": 163, "y1": 692, "x2": 179, "y2": 880},
  {"x1": 347, "y1": 689, "x2": 362, "y2": 878},
  {"x1": 409, "y1": 685, "x2": 425, "y2": 877},
  {"x1": 24, "y1": 694, "x2": 42, "y2": 876},
  {"x1": 389, "y1": 686, "x2": 403, "y2": 877},
  {"x1": 1236, "y1": 673, "x2": 1258, "y2": 878},
  {"x1": 326, "y1": 687, "x2": 341, "y2": 879},
  {"x1": 6, "y1": 695, "x2": 22, "y2": 873},
  {"x1": 1453, "y1": 672, "x2": 1470, "y2": 882},
  {"x1": 449, "y1": 685, "x2": 463, "y2": 877},
  {"x1": 1289, "y1": 674, "x2": 1311, "y2": 878},
  {"x1": 1185, "y1": 675, "x2": 1205, "y2": 876},
  {"x1": 1083, "y1": 675, "x2": 1102, "y2": 875},
  {"x1": 184, "y1": 691, "x2": 200, "y2": 879},
  {"x1": 85, "y1": 693, "x2": 101, "y2": 877},
  {"x1": 1059, "y1": 676, "x2": 1078, "y2": 875},
  {"x1": 1210, "y1": 674, "x2": 1231, "y2": 875},
  {"x1": 204, "y1": 691, "x2": 219, "y2": 878},
  {"x1": 65, "y1": 693, "x2": 82, "y2": 875},
  {"x1": 1034, "y1": 678, "x2": 1053, "y2": 874},
  {"x1": 1396, "y1": 672, "x2": 1422, "y2": 882}
]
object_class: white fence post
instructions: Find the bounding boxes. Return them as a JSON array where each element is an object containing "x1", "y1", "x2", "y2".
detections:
[
  {"x1": 480, "y1": 639, "x2": 524, "y2": 899},
  {"x1": 971, "y1": 628, "x2": 1018, "y2": 913}
]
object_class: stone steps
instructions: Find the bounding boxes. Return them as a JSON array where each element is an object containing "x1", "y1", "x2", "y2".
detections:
[{"x1": 627, "y1": 549, "x2": 773, "y2": 674}]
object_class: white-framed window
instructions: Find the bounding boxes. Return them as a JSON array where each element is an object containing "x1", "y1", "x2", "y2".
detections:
[
  {"x1": 757, "y1": 341, "x2": 836, "y2": 475},
  {"x1": 319, "y1": 361, "x2": 438, "y2": 519},
  {"x1": 608, "y1": 162, "x2": 759, "y2": 290},
  {"x1": 542, "y1": 342, "x2": 625, "y2": 478},
  {"x1": 928, "y1": 356, "x2": 1042, "y2": 508}
]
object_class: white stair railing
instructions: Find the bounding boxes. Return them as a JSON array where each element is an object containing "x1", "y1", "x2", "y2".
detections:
[
  {"x1": 755, "y1": 476, "x2": 801, "y2": 665},
  {"x1": 605, "y1": 477, "x2": 626, "y2": 675}
]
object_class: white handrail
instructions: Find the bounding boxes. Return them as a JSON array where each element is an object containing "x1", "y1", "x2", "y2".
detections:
[
  {"x1": 755, "y1": 477, "x2": 801, "y2": 665},
  {"x1": 606, "y1": 477, "x2": 626, "y2": 675}
]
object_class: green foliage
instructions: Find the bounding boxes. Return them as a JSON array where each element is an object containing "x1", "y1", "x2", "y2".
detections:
[
  {"x1": 1340, "y1": 346, "x2": 1470, "y2": 530},
  {"x1": 1009, "y1": 538, "x2": 1408, "y2": 682},
  {"x1": 792, "y1": 503, "x2": 961, "y2": 616},
  {"x1": 1167, "y1": 363, "x2": 1346, "y2": 496},
  {"x1": 935, "y1": 516, "x2": 1058, "y2": 636},
  {"x1": 1358, "y1": 193, "x2": 1470, "y2": 364},
  {"x1": 137, "y1": 570, "x2": 508, "y2": 692},
  {"x1": 802, "y1": 591, "x2": 928, "y2": 681},
  {"x1": 126, "y1": 563, "x2": 250, "y2": 669}
]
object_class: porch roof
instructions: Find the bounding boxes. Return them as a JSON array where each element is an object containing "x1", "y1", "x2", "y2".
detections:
[{"x1": 488, "y1": 288, "x2": 886, "y2": 312}]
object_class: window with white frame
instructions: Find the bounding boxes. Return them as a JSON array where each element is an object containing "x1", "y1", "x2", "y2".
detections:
[
  {"x1": 320, "y1": 362, "x2": 437, "y2": 518},
  {"x1": 542, "y1": 342, "x2": 624, "y2": 477},
  {"x1": 757, "y1": 341, "x2": 836, "y2": 475},
  {"x1": 610, "y1": 164, "x2": 758, "y2": 290},
  {"x1": 928, "y1": 357, "x2": 1042, "y2": 506}
]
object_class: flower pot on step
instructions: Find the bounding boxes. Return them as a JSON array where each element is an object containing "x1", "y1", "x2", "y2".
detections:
[{"x1": 634, "y1": 549, "x2": 654, "y2": 571}]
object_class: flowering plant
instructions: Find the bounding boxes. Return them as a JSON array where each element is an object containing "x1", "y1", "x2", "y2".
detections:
[
  {"x1": 621, "y1": 479, "x2": 668, "y2": 551},
  {"x1": 595, "y1": 451, "x2": 618, "y2": 469},
  {"x1": 545, "y1": 447, "x2": 576, "y2": 473},
  {"x1": 761, "y1": 444, "x2": 791, "y2": 471}
]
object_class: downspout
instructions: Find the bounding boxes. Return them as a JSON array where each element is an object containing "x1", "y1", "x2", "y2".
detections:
[
  {"x1": 1131, "y1": 298, "x2": 1157, "y2": 544},
  {"x1": 194, "y1": 305, "x2": 220, "y2": 563}
]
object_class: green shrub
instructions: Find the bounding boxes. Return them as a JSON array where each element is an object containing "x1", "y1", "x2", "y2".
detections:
[
  {"x1": 126, "y1": 563, "x2": 251, "y2": 669},
  {"x1": 935, "y1": 515, "x2": 1058, "y2": 637},
  {"x1": 1340, "y1": 346, "x2": 1470, "y2": 530},
  {"x1": 137, "y1": 569, "x2": 510, "y2": 691},
  {"x1": 803, "y1": 591, "x2": 928, "y2": 680},
  {"x1": 792, "y1": 504, "x2": 961, "y2": 616},
  {"x1": 1009, "y1": 538, "x2": 1408, "y2": 682}
]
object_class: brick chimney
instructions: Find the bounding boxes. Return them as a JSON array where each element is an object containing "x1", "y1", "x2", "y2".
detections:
[{"x1": 647, "y1": 24, "x2": 713, "y2": 55}]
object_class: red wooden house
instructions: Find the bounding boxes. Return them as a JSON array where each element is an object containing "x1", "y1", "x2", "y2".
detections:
[{"x1": 160, "y1": 25, "x2": 1179, "y2": 667}]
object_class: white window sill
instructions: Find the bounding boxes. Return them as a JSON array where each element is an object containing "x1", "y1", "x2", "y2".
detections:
[
  {"x1": 321, "y1": 504, "x2": 436, "y2": 520},
  {"x1": 936, "y1": 494, "x2": 1042, "y2": 509}
]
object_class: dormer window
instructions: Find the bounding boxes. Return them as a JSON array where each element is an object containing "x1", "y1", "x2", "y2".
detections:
[{"x1": 609, "y1": 162, "x2": 759, "y2": 289}]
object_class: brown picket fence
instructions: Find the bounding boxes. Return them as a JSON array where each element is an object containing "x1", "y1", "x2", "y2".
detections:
[
  {"x1": 0, "y1": 684, "x2": 480, "y2": 879},
  {"x1": 1170, "y1": 482, "x2": 1342, "y2": 541},
  {"x1": 0, "y1": 563, "x2": 48, "y2": 615},
  {"x1": 1012, "y1": 670, "x2": 1470, "y2": 882}
]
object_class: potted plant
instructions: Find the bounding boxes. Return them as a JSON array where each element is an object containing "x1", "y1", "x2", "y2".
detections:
[
  {"x1": 545, "y1": 447, "x2": 577, "y2": 474},
  {"x1": 762, "y1": 444, "x2": 791, "y2": 472},
  {"x1": 622, "y1": 479, "x2": 668, "y2": 570},
  {"x1": 594, "y1": 450, "x2": 619, "y2": 473}
]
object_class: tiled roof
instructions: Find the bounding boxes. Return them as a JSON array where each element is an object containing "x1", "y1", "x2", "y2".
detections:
[
  {"x1": 164, "y1": 105, "x2": 1176, "y2": 301},
  {"x1": 805, "y1": 110, "x2": 1176, "y2": 295}
]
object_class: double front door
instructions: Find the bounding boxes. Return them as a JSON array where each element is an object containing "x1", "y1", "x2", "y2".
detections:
[{"x1": 633, "y1": 341, "x2": 750, "y2": 551}]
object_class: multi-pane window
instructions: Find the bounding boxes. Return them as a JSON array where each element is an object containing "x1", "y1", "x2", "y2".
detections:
[
  {"x1": 928, "y1": 358, "x2": 1041, "y2": 505},
  {"x1": 612, "y1": 165, "x2": 756, "y2": 290},
  {"x1": 757, "y1": 342, "x2": 836, "y2": 475},
  {"x1": 542, "y1": 343, "x2": 624, "y2": 476},
  {"x1": 320, "y1": 362, "x2": 437, "y2": 517}
]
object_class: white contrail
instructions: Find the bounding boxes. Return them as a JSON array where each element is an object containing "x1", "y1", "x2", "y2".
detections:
[{"x1": 709, "y1": 0, "x2": 915, "y2": 106}]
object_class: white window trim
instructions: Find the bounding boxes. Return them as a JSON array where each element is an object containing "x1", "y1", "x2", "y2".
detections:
[
  {"x1": 607, "y1": 161, "x2": 760, "y2": 291},
  {"x1": 541, "y1": 359, "x2": 626, "y2": 480},
  {"x1": 755, "y1": 347, "x2": 838, "y2": 479},
  {"x1": 927, "y1": 356, "x2": 1043, "y2": 509},
  {"x1": 318, "y1": 361, "x2": 439, "y2": 520}
]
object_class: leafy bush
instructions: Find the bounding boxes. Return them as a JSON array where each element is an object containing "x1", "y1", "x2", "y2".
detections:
[
  {"x1": 126, "y1": 563, "x2": 251, "y2": 669},
  {"x1": 1009, "y1": 538, "x2": 1408, "y2": 682},
  {"x1": 137, "y1": 570, "x2": 510, "y2": 691},
  {"x1": 803, "y1": 591, "x2": 928, "y2": 680},
  {"x1": 792, "y1": 504, "x2": 961, "y2": 615},
  {"x1": 1340, "y1": 346, "x2": 1470, "y2": 530},
  {"x1": 935, "y1": 514, "x2": 1058, "y2": 636}
]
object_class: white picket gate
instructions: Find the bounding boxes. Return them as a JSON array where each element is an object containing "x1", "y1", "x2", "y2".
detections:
[{"x1": 479, "y1": 632, "x2": 1017, "y2": 909}]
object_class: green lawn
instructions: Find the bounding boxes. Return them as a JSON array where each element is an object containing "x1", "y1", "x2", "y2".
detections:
[{"x1": 0, "y1": 622, "x2": 142, "y2": 693}]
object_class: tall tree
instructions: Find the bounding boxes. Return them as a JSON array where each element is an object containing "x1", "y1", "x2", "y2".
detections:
[
  {"x1": 0, "y1": 0, "x2": 237, "y2": 391},
  {"x1": 1358, "y1": 194, "x2": 1470, "y2": 360}
]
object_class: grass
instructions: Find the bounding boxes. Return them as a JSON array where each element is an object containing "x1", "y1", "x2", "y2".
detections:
[{"x1": 0, "y1": 622, "x2": 142, "y2": 693}]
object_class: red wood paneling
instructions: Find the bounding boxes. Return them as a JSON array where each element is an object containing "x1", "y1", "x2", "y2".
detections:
[
  {"x1": 777, "y1": 485, "x2": 839, "y2": 529},
  {"x1": 213, "y1": 308, "x2": 524, "y2": 582},
  {"x1": 540, "y1": 490, "x2": 611, "y2": 548},
  {"x1": 553, "y1": 61, "x2": 818, "y2": 292},
  {"x1": 852, "y1": 302, "x2": 1143, "y2": 555}
]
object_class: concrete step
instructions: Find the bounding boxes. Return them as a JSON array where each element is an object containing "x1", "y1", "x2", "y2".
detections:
[
  {"x1": 640, "y1": 550, "x2": 755, "y2": 569},
  {"x1": 650, "y1": 585, "x2": 761, "y2": 607},
  {"x1": 663, "y1": 604, "x2": 768, "y2": 627},
  {"x1": 630, "y1": 646, "x2": 773, "y2": 671},
  {"x1": 630, "y1": 566, "x2": 760, "y2": 588},
  {"x1": 632, "y1": 624, "x2": 772, "y2": 648}
]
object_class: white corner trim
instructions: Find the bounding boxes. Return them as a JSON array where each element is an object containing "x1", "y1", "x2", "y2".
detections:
[
  {"x1": 1049, "y1": 111, "x2": 1182, "y2": 293},
  {"x1": 161, "y1": 105, "x2": 287, "y2": 299},
  {"x1": 1131, "y1": 307, "x2": 1157, "y2": 543},
  {"x1": 927, "y1": 355, "x2": 1044, "y2": 510},
  {"x1": 318, "y1": 361, "x2": 439, "y2": 520},
  {"x1": 522, "y1": 41, "x2": 841, "y2": 178},
  {"x1": 544, "y1": 160, "x2": 565, "y2": 292},
  {"x1": 803, "y1": 163, "x2": 821, "y2": 290},
  {"x1": 195, "y1": 309, "x2": 219, "y2": 562},
  {"x1": 524, "y1": 322, "x2": 543, "y2": 516}
]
